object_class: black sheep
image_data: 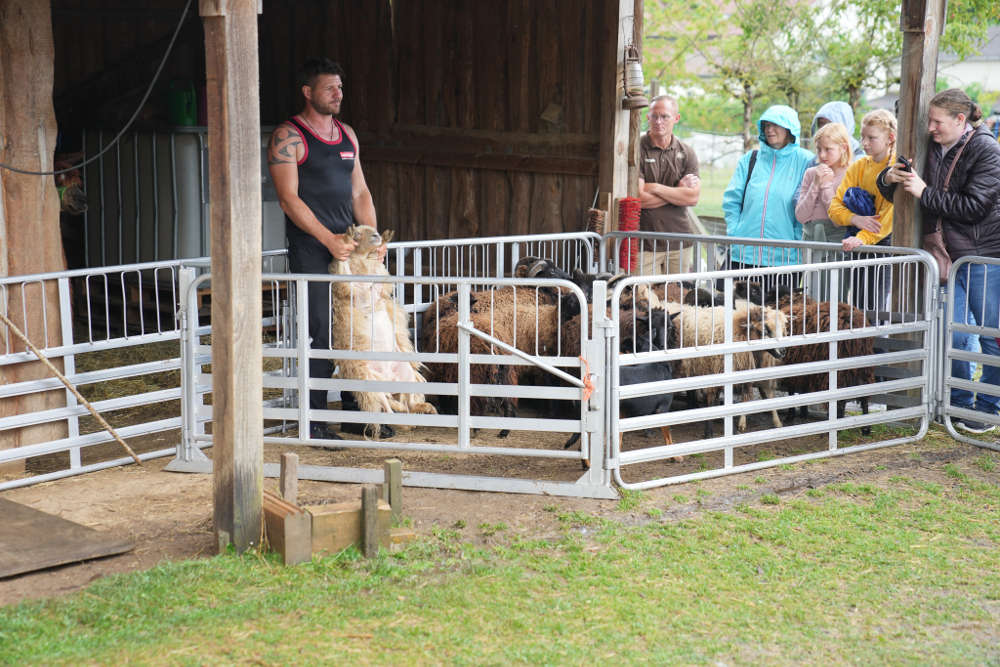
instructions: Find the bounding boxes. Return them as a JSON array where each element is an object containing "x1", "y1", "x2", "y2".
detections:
[{"x1": 564, "y1": 307, "x2": 679, "y2": 464}]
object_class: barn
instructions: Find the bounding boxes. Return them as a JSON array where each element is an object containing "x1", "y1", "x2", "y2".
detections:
[
  {"x1": 2, "y1": 0, "x2": 965, "y2": 555},
  {"x1": 41, "y1": 0, "x2": 646, "y2": 267},
  {"x1": 1, "y1": 0, "x2": 648, "y2": 550}
]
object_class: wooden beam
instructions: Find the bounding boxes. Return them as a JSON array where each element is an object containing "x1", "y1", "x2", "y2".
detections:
[
  {"x1": 361, "y1": 146, "x2": 597, "y2": 177},
  {"x1": 598, "y1": 0, "x2": 637, "y2": 226},
  {"x1": 894, "y1": 0, "x2": 946, "y2": 249},
  {"x1": 202, "y1": 0, "x2": 264, "y2": 553},
  {"x1": 627, "y1": 0, "x2": 644, "y2": 198},
  {"x1": 0, "y1": 0, "x2": 67, "y2": 473},
  {"x1": 307, "y1": 498, "x2": 392, "y2": 555}
]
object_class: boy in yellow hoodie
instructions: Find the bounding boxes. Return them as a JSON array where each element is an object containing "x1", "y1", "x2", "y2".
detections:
[{"x1": 828, "y1": 109, "x2": 896, "y2": 314}]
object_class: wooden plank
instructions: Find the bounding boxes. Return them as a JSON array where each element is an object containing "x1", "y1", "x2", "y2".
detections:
[
  {"x1": 360, "y1": 125, "x2": 601, "y2": 154},
  {"x1": 262, "y1": 490, "x2": 311, "y2": 565},
  {"x1": 456, "y1": 1, "x2": 476, "y2": 130},
  {"x1": 532, "y1": 175, "x2": 564, "y2": 235},
  {"x1": 306, "y1": 499, "x2": 391, "y2": 555},
  {"x1": 449, "y1": 167, "x2": 480, "y2": 239},
  {"x1": 509, "y1": 0, "x2": 534, "y2": 131},
  {"x1": 202, "y1": 0, "x2": 264, "y2": 554},
  {"x1": 439, "y1": 3, "x2": 458, "y2": 128},
  {"x1": 475, "y1": 0, "x2": 505, "y2": 132},
  {"x1": 379, "y1": 162, "x2": 401, "y2": 232},
  {"x1": 396, "y1": 0, "x2": 422, "y2": 125},
  {"x1": 361, "y1": 147, "x2": 598, "y2": 177},
  {"x1": 399, "y1": 165, "x2": 426, "y2": 242},
  {"x1": 598, "y1": 0, "x2": 633, "y2": 200},
  {"x1": 373, "y1": 0, "x2": 395, "y2": 135},
  {"x1": 0, "y1": 498, "x2": 133, "y2": 578},
  {"x1": 424, "y1": 2, "x2": 445, "y2": 126},
  {"x1": 482, "y1": 169, "x2": 512, "y2": 238},
  {"x1": 426, "y1": 166, "x2": 451, "y2": 240},
  {"x1": 510, "y1": 172, "x2": 533, "y2": 236}
]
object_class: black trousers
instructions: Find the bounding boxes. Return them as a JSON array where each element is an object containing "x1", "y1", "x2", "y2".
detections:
[
  {"x1": 724, "y1": 261, "x2": 802, "y2": 299},
  {"x1": 287, "y1": 237, "x2": 357, "y2": 423}
]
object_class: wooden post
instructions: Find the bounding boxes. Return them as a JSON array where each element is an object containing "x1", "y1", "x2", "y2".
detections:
[
  {"x1": 201, "y1": 0, "x2": 264, "y2": 554},
  {"x1": 598, "y1": 0, "x2": 638, "y2": 218},
  {"x1": 0, "y1": 0, "x2": 67, "y2": 472},
  {"x1": 894, "y1": 0, "x2": 946, "y2": 249},
  {"x1": 382, "y1": 458, "x2": 402, "y2": 523},
  {"x1": 627, "y1": 0, "x2": 644, "y2": 199},
  {"x1": 280, "y1": 452, "x2": 298, "y2": 505}
]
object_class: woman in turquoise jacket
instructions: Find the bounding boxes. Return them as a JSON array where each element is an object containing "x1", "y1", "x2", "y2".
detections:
[{"x1": 723, "y1": 105, "x2": 814, "y2": 270}]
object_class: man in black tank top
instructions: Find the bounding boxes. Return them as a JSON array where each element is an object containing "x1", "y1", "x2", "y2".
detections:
[{"x1": 267, "y1": 57, "x2": 390, "y2": 440}]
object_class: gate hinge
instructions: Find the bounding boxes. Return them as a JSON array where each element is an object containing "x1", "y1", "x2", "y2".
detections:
[
  {"x1": 594, "y1": 318, "x2": 616, "y2": 338},
  {"x1": 584, "y1": 411, "x2": 601, "y2": 433}
]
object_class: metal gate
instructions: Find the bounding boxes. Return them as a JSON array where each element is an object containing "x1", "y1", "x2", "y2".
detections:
[
  {"x1": 168, "y1": 232, "x2": 617, "y2": 499},
  {"x1": 940, "y1": 256, "x2": 1000, "y2": 450},
  {"x1": 602, "y1": 239, "x2": 939, "y2": 489}
]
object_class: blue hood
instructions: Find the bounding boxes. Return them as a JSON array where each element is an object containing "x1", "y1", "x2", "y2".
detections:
[
  {"x1": 811, "y1": 101, "x2": 863, "y2": 155},
  {"x1": 757, "y1": 105, "x2": 802, "y2": 146}
]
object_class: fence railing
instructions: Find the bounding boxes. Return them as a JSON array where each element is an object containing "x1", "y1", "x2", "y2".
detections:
[
  {"x1": 0, "y1": 252, "x2": 286, "y2": 491},
  {"x1": 4, "y1": 231, "x2": 994, "y2": 497}
]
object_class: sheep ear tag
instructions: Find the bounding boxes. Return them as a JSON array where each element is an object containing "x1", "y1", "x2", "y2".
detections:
[{"x1": 380, "y1": 230, "x2": 395, "y2": 244}]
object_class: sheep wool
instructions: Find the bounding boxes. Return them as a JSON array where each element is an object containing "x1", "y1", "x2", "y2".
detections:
[{"x1": 329, "y1": 225, "x2": 436, "y2": 437}]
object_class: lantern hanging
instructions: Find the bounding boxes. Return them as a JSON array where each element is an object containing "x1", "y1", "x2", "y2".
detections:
[{"x1": 622, "y1": 44, "x2": 648, "y2": 110}]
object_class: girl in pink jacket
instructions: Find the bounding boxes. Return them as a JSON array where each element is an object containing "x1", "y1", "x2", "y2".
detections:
[{"x1": 795, "y1": 122, "x2": 852, "y2": 300}]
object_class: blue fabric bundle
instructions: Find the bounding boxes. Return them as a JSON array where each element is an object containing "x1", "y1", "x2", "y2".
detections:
[
  {"x1": 843, "y1": 187, "x2": 876, "y2": 217},
  {"x1": 842, "y1": 186, "x2": 877, "y2": 239}
]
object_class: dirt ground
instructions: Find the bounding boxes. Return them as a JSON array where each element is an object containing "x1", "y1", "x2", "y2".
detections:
[{"x1": 2, "y1": 419, "x2": 996, "y2": 608}]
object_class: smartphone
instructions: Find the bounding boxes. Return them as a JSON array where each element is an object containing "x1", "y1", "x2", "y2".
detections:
[{"x1": 897, "y1": 156, "x2": 913, "y2": 172}]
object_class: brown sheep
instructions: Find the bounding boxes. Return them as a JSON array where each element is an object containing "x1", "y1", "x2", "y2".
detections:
[
  {"x1": 663, "y1": 302, "x2": 788, "y2": 436},
  {"x1": 420, "y1": 290, "x2": 562, "y2": 437},
  {"x1": 778, "y1": 294, "x2": 875, "y2": 430}
]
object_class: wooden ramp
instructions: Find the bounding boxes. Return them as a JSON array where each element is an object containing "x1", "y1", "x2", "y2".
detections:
[{"x1": 0, "y1": 498, "x2": 133, "y2": 578}]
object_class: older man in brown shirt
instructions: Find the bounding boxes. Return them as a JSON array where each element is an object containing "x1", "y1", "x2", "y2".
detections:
[{"x1": 637, "y1": 95, "x2": 701, "y2": 274}]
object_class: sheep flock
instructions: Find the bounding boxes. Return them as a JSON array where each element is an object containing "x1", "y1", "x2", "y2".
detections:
[{"x1": 334, "y1": 246, "x2": 884, "y2": 447}]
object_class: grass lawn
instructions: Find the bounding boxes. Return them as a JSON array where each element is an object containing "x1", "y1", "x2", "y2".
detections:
[
  {"x1": 2, "y1": 446, "x2": 999, "y2": 664},
  {"x1": 693, "y1": 164, "x2": 733, "y2": 221}
]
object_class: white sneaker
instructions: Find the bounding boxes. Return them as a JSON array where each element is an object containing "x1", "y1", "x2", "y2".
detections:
[{"x1": 957, "y1": 419, "x2": 998, "y2": 435}]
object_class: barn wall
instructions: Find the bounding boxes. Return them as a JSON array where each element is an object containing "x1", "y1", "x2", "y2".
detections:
[
  {"x1": 368, "y1": 0, "x2": 608, "y2": 241},
  {"x1": 51, "y1": 0, "x2": 611, "y2": 246}
]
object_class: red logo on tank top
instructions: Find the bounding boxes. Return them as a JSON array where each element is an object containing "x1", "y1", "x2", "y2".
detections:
[{"x1": 340, "y1": 151, "x2": 355, "y2": 160}]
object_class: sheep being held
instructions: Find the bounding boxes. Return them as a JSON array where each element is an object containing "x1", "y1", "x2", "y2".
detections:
[{"x1": 329, "y1": 224, "x2": 436, "y2": 437}]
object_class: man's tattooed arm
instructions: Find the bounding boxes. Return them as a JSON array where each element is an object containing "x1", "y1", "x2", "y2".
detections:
[{"x1": 267, "y1": 124, "x2": 302, "y2": 165}]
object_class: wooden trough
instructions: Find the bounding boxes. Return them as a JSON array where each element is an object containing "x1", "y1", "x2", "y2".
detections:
[{"x1": 263, "y1": 456, "x2": 414, "y2": 565}]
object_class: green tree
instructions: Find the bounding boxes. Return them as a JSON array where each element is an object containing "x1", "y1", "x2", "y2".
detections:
[
  {"x1": 821, "y1": 0, "x2": 900, "y2": 109},
  {"x1": 646, "y1": 0, "x2": 817, "y2": 150},
  {"x1": 646, "y1": 0, "x2": 1000, "y2": 140},
  {"x1": 820, "y1": 0, "x2": 1000, "y2": 108}
]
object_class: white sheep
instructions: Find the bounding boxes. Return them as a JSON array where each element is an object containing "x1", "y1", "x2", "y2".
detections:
[
  {"x1": 329, "y1": 225, "x2": 436, "y2": 437},
  {"x1": 663, "y1": 302, "x2": 787, "y2": 435}
]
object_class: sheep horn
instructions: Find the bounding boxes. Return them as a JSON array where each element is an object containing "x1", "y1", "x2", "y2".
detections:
[
  {"x1": 514, "y1": 256, "x2": 541, "y2": 278},
  {"x1": 527, "y1": 259, "x2": 552, "y2": 277}
]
